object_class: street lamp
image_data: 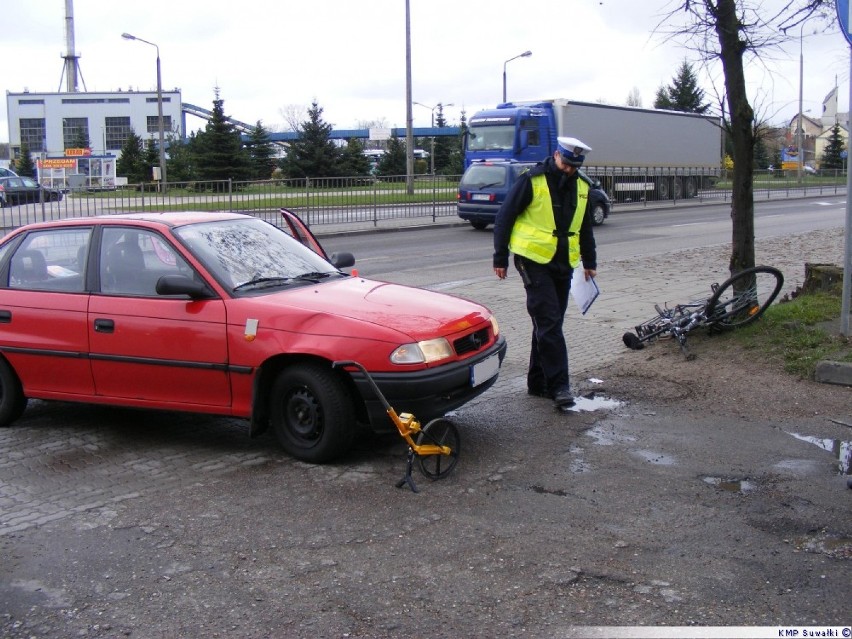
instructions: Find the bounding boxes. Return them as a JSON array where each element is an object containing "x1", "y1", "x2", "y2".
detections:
[
  {"x1": 503, "y1": 50, "x2": 531, "y2": 103},
  {"x1": 122, "y1": 32, "x2": 167, "y2": 188},
  {"x1": 413, "y1": 101, "x2": 454, "y2": 174},
  {"x1": 797, "y1": 24, "x2": 805, "y2": 181}
]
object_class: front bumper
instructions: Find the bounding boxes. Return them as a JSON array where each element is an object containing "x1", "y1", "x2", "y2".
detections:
[{"x1": 350, "y1": 336, "x2": 507, "y2": 431}]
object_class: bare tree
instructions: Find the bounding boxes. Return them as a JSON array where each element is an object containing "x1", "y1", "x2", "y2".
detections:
[
  {"x1": 279, "y1": 104, "x2": 309, "y2": 133},
  {"x1": 626, "y1": 87, "x2": 644, "y2": 107},
  {"x1": 665, "y1": 0, "x2": 831, "y2": 275}
]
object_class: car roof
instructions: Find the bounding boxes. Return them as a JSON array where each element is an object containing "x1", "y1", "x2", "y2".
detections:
[{"x1": 10, "y1": 211, "x2": 255, "y2": 232}]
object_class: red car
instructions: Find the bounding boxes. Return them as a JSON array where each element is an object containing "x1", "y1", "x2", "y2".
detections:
[{"x1": 0, "y1": 210, "x2": 506, "y2": 462}]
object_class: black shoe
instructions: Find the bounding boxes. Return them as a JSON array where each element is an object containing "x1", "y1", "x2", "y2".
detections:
[
  {"x1": 553, "y1": 389, "x2": 575, "y2": 407},
  {"x1": 527, "y1": 388, "x2": 552, "y2": 399}
]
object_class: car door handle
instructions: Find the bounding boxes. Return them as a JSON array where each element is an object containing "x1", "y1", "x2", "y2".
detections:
[
  {"x1": 93, "y1": 318, "x2": 115, "y2": 333},
  {"x1": 0, "y1": 310, "x2": 10, "y2": 323}
]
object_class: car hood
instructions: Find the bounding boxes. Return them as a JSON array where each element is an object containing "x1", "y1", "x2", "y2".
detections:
[{"x1": 232, "y1": 276, "x2": 491, "y2": 341}]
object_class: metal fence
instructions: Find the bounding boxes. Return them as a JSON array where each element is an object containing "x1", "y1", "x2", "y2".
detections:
[{"x1": 2, "y1": 168, "x2": 847, "y2": 236}]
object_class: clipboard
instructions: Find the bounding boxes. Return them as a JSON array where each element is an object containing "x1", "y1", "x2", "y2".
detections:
[{"x1": 571, "y1": 269, "x2": 599, "y2": 315}]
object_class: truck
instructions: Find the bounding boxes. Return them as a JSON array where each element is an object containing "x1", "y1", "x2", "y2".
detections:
[{"x1": 464, "y1": 99, "x2": 722, "y2": 201}]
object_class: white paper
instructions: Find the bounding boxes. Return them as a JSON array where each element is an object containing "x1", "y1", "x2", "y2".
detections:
[{"x1": 571, "y1": 269, "x2": 599, "y2": 315}]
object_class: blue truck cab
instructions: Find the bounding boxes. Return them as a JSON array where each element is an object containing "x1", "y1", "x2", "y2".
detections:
[{"x1": 465, "y1": 102, "x2": 557, "y2": 168}]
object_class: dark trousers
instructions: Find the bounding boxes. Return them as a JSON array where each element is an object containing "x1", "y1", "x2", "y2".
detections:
[{"x1": 514, "y1": 255, "x2": 572, "y2": 395}]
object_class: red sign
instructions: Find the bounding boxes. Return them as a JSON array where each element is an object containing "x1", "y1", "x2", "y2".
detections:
[
  {"x1": 65, "y1": 148, "x2": 92, "y2": 157},
  {"x1": 39, "y1": 158, "x2": 78, "y2": 169}
]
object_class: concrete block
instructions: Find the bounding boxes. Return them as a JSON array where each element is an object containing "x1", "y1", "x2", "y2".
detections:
[{"x1": 814, "y1": 360, "x2": 852, "y2": 387}]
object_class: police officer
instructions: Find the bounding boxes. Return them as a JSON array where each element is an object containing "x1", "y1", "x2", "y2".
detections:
[{"x1": 492, "y1": 137, "x2": 598, "y2": 408}]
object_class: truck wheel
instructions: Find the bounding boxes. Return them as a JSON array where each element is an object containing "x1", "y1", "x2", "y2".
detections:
[
  {"x1": 269, "y1": 362, "x2": 355, "y2": 463},
  {"x1": 672, "y1": 178, "x2": 683, "y2": 200},
  {"x1": 591, "y1": 202, "x2": 607, "y2": 226},
  {"x1": 684, "y1": 178, "x2": 697, "y2": 198},
  {"x1": 655, "y1": 179, "x2": 671, "y2": 200}
]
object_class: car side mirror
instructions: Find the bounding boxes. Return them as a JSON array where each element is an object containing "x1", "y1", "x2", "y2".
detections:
[
  {"x1": 329, "y1": 252, "x2": 355, "y2": 269},
  {"x1": 156, "y1": 274, "x2": 215, "y2": 299}
]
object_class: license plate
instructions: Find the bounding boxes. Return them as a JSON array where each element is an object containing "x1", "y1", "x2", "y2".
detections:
[
  {"x1": 470, "y1": 353, "x2": 500, "y2": 387},
  {"x1": 471, "y1": 193, "x2": 492, "y2": 201}
]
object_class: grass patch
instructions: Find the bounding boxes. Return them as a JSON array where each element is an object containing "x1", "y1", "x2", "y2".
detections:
[{"x1": 730, "y1": 288, "x2": 852, "y2": 378}]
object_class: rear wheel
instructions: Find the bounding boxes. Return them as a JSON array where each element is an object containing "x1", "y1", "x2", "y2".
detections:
[
  {"x1": 0, "y1": 356, "x2": 28, "y2": 426},
  {"x1": 705, "y1": 266, "x2": 784, "y2": 330},
  {"x1": 269, "y1": 362, "x2": 355, "y2": 463},
  {"x1": 470, "y1": 221, "x2": 489, "y2": 230},
  {"x1": 655, "y1": 178, "x2": 671, "y2": 200},
  {"x1": 683, "y1": 177, "x2": 698, "y2": 199},
  {"x1": 591, "y1": 202, "x2": 606, "y2": 226}
]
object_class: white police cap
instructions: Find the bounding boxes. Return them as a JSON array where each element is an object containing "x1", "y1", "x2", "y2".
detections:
[{"x1": 557, "y1": 137, "x2": 592, "y2": 166}]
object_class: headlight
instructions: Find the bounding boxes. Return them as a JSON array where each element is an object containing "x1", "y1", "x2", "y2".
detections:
[
  {"x1": 390, "y1": 338, "x2": 453, "y2": 364},
  {"x1": 490, "y1": 315, "x2": 500, "y2": 336}
]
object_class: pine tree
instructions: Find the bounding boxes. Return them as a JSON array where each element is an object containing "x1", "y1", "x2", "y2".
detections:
[
  {"x1": 653, "y1": 60, "x2": 710, "y2": 114},
  {"x1": 15, "y1": 141, "x2": 36, "y2": 179},
  {"x1": 820, "y1": 123, "x2": 845, "y2": 171},
  {"x1": 193, "y1": 91, "x2": 251, "y2": 183},
  {"x1": 376, "y1": 134, "x2": 407, "y2": 179},
  {"x1": 143, "y1": 138, "x2": 160, "y2": 182},
  {"x1": 164, "y1": 131, "x2": 197, "y2": 183},
  {"x1": 279, "y1": 100, "x2": 344, "y2": 180},
  {"x1": 116, "y1": 130, "x2": 146, "y2": 184},
  {"x1": 432, "y1": 105, "x2": 458, "y2": 175},
  {"x1": 246, "y1": 121, "x2": 277, "y2": 180},
  {"x1": 340, "y1": 138, "x2": 372, "y2": 178}
]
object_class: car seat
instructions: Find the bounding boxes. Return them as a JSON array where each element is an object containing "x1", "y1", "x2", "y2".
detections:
[
  {"x1": 10, "y1": 249, "x2": 49, "y2": 285},
  {"x1": 103, "y1": 241, "x2": 146, "y2": 292}
]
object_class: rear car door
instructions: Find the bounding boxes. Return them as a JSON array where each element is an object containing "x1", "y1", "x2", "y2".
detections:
[{"x1": 0, "y1": 227, "x2": 94, "y2": 396}]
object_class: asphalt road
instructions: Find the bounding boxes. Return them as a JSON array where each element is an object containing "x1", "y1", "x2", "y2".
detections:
[{"x1": 1, "y1": 199, "x2": 849, "y2": 638}]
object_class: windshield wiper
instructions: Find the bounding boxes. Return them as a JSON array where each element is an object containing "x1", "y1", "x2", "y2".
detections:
[
  {"x1": 294, "y1": 271, "x2": 337, "y2": 282},
  {"x1": 233, "y1": 276, "x2": 294, "y2": 291}
]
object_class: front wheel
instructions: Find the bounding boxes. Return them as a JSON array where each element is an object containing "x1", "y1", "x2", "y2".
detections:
[
  {"x1": 269, "y1": 362, "x2": 355, "y2": 463},
  {"x1": 705, "y1": 266, "x2": 784, "y2": 330}
]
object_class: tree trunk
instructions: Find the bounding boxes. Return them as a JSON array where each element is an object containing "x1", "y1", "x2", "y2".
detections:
[{"x1": 713, "y1": 0, "x2": 756, "y2": 276}]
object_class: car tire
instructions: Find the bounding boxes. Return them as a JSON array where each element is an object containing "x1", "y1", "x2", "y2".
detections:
[
  {"x1": 470, "y1": 221, "x2": 489, "y2": 230},
  {"x1": 0, "y1": 356, "x2": 28, "y2": 426},
  {"x1": 269, "y1": 362, "x2": 355, "y2": 463},
  {"x1": 591, "y1": 203, "x2": 606, "y2": 226}
]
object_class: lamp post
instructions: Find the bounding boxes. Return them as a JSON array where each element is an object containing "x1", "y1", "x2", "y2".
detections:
[
  {"x1": 122, "y1": 32, "x2": 167, "y2": 188},
  {"x1": 502, "y1": 50, "x2": 531, "y2": 103},
  {"x1": 797, "y1": 23, "x2": 805, "y2": 181},
  {"x1": 413, "y1": 101, "x2": 454, "y2": 174}
]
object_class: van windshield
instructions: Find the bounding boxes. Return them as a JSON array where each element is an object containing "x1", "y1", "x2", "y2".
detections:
[{"x1": 460, "y1": 165, "x2": 508, "y2": 188}]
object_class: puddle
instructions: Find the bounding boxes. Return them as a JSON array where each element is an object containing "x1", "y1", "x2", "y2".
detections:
[
  {"x1": 788, "y1": 433, "x2": 852, "y2": 475},
  {"x1": 702, "y1": 476, "x2": 758, "y2": 494},
  {"x1": 564, "y1": 393, "x2": 624, "y2": 413}
]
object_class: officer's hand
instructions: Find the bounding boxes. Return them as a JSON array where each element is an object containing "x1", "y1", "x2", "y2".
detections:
[
  {"x1": 494, "y1": 267, "x2": 507, "y2": 280},
  {"x1": 583, "y1": 268, "x2": 597, "y2": 281}
]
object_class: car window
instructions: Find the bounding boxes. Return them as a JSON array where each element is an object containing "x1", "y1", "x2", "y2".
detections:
[
  {"x1": 174, "y1": 216, "x2": 338, "y2": 292},
  {"x1": 100, "y1": 227, "x2": 194, "y2": 296},
  {"x1": 8, "y1": 228, "x2": 92, "y2": 292},
  {"x1": 461, "y1": 165, "x2": 508, "y2": 188}
]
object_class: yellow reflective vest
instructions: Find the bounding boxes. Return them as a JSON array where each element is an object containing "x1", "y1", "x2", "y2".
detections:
[{"x1": 509, "y1": 173, "x2": 589, "y2": 268}]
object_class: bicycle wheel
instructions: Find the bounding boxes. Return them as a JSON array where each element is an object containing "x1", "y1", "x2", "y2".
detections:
[
  {"x1": 415, "y1": 418, "x2": 460, "y2": 480},
  {"x1": 705, "y1": 266, "x2": 784, "y2": 330}
]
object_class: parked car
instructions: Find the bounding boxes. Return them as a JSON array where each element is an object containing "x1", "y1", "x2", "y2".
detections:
[
  {"x1": 0, "y1": 210, "x2": 506, "y2": 462},
  {"x1": 457, "y1": 160, "x2": 612, "y2": 229},
  {"x1": 0, "y1": 176, "x2": 63, "y2": 206},
  {"x1": 0, "y1": 167, "x2": 19, "y2": 178}
]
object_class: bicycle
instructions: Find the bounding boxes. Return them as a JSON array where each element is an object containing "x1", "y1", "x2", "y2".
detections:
[
  {"x1": 622, "y1": 266, "x2": 784, "y2": 359},
  {"x1": 332, "y1": 360, "x2": 460, "y2": 492}
]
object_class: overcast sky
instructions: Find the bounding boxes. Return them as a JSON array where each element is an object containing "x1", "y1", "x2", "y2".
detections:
[{"x1": 1, "y1": 0, "x2": 849, "y2": 141}]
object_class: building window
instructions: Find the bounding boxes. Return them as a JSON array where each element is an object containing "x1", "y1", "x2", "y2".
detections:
[
  {"x1": 63, "y1": 117, "x2": 90, "y2": 150},
  {"x1": 19, "y1": 118, "x2": 46, "y2": 152},
  {"x1": 105, "y1": 117, "x2": 132, "y2": 150},
  {"x1": 145, "y1": 97, "x2": 172, "y2": 103},
  {"x1": 146, "y1": 115, "x2": 172, "y2": 134}
]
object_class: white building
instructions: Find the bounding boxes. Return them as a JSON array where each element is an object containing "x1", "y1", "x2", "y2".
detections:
[{"x1": 6, "y1": 88, "x2": 182, "y2": 188}]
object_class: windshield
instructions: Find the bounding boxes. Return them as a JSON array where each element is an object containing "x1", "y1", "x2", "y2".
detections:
[
  {"x1": 460, "y1": 165, "x2": 508, "y2": 188},
  {"x1": 174, "y1": 217, "x2": 340, "y2": 292},
  {"x1": 467, "y1": 125, "x2": 515, "y2": 152}
]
